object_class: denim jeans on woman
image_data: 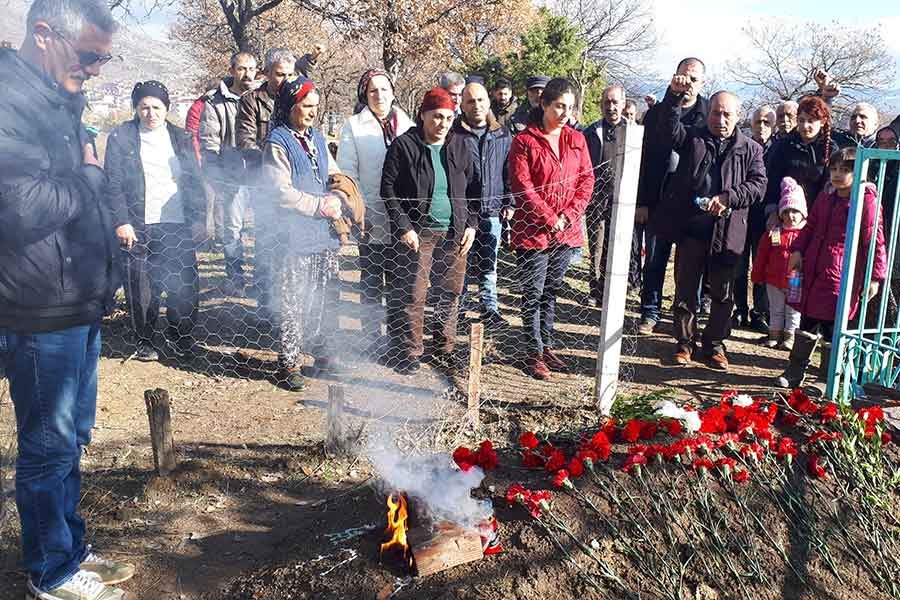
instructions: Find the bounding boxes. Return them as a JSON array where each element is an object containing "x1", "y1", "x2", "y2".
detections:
[
  {"x1": 0, "y1": 324, "x2": 100, "y2": 590},
  {"x1": 464, "y1": 216, "x2": 502, "y2": 313},
  {"x1": 517, "y1": 245, "x2": 574, "y2": 355}
]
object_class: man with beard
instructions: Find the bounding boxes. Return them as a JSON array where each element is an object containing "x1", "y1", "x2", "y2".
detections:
[{"x1": 199, "y1": 51, "x2": 258, "y2": 294}]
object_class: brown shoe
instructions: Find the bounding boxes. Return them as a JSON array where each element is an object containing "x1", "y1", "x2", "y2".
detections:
[
  {"x1": 706, "y1": 352, "x2": 729, "y2": 371},
  {"x1": 673, "y1": 348, "x2": 692, "y2": 365},
  {"x1": 542, "y1": 347, "x2": 569, "y2": 371},
  {"x1": 527, "y1": 353, "x2": 551, "y2": 380}
]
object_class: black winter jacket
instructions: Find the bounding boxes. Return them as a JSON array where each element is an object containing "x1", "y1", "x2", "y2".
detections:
[
  {"x1": 104, "y1": 119, "x2": 206, "y2": 231},
  {"x1": 648, "y1": 90, "x2": 767, "y2": 258},
  {"x1": 381, "y1": 127, "x2": 480, "y2": 243},
  {"x1": 0, "y1": 48, "x2": 116, "y2": 332},
  {"x1": 451, "y1": 115, "x2": 512, "y2": 217},
  {"x1": 637, "y1": 92, "x2": 709, "y2": 211},
  {"x1": 763, "y1": 130, "x2": 832, "y2": 217}
]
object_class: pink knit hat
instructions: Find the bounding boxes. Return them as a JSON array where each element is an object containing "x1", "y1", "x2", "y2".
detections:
[{"x1": 779, "y1": 177, "x2": 807, "y2": 219}]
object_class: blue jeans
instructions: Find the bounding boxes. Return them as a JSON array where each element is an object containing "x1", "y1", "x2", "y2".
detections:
[
  {"x1": 465, "y1": 216, "x2": 502, "y2": 312},
  {"x1": 0, "y1": 325, "x2": 99, "y2": 590},
  {"x1": 517, "y1": 245, "x2": 574, "y2": 354},
  {"x1": 224, "y1": 185, "x2": 251, "y2": 279},
  {"x1": 640, "y1": 234, "x2": 673, "y2": 323}
]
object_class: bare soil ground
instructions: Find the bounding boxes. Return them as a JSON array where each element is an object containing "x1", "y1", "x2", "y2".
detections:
[{"x1": 0, "y1": 247, "x2": 853, "y2": 600}]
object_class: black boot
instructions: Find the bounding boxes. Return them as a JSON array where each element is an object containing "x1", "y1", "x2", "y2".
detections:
[{"x1": 775, "y1": 330, "x2": 819, "y2": 388}]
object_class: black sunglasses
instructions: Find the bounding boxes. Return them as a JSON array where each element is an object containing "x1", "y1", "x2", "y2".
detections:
[{"x1": 51, "y1": 27, "x2": 113, "y2": 67}]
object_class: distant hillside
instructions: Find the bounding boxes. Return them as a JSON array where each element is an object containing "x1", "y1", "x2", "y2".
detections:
[{"x1": 0, "y1": 0, "x2": 201, "y2": 94}]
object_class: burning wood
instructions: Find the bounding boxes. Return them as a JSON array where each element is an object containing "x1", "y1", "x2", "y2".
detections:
[{"x1": 379, "y1": 493, "x2": 412, "y2": 569}]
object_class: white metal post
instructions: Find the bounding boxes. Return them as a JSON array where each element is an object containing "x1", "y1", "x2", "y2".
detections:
[{"x1": 595, "y1": 124, "x2": 643, "y2": 415}]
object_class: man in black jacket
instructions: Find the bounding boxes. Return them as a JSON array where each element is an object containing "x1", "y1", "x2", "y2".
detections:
[
  {"x1": 454, "y1": 82, "x2": 513, "y2": 328},
  {"x1": 0, "y1": 0, "x2": 134, "y2": 598},
  {"x1": 583, "y1": 84, "x2": 629, "y2": 304},
  {"x1": 649, "y1": 80, "x2": 767, "y2": 371},
  {"x1": 636, "y1": 58, "x2": 709, "y2": 334}
]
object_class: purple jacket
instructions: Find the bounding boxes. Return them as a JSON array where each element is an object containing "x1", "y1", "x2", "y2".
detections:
[{"x1": 789, "y1": 183, "x2": 886, "y2": 321}]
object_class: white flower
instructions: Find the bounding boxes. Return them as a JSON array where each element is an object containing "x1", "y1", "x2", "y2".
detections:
[
  {"x1": 654, "y1": 400, "x2": 702, "y2": 434},
  {"x1": 682, "y1": 410, "x2": 701, "y2": 434},
  {"x1": 733, "y1": 394, "x2": 754, "y2": 407}
]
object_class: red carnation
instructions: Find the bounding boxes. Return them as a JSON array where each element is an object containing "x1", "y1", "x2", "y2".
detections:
[
  {"x1": 720, "y1": 389, "x2": 739, "y2": 405},
  {"x1": 453, "y1": 446, "x2": 477, "y2": 471},
  {"x1": 588, "y1": 431, "x2": 612, "y2": 460},
  {"x1": 545, "y1": 448, "x2": 566, "y2": 472},
  {"x1": 740, "y1": 442, "x2": 764, "y2": 464},
  {"x1": 717, "y1": 432, "x2": 740, "y2": 450},
  {"x1": 519, "y1": 431, "x2": 539, "y2": 450},
  {"x1": 567, "y1": 457, "x2": 585, "y2": 478},
  {"x1": 645, "y1": 444, "x2": 667, "y2": 464},
  {"x1": 505, "y1": 484, "x2": 528, "y2": 505},
  {"x1": 857, "y1": 406, "x2": 885, "y2": 426},
  {"x1": 807, "y1": 455, "x2": 827, "y2": 479},
  {"x1": 476, "y1": 440, "x2": 499, "y2": 471},
  {"x1": 663, "y1": 418, "x2": 683, "y2": 436},
  {"x1": 733, "y1": 469, "x2": 751, "y2": 483},
  {"x1": 781, "y1": 412, "x2": 800, "y2": 428},
  {"x1": 629, "y1": 444, "x2": 648, "y2": 456},
  {"x1": 882, "y1": 432, "x2": 892, "y2": 444},
  {"x1": 819, "y1": 402, "x2": 839, "y2": 424},
  {"x1": 776, "y1": 437, "x2": 798, "y2": 462},
  {"x1": 692, "y1": 457, "x2": 714, "y2": 473},
  {"x1": 552, "y1": 469, "x2": 572, "y2": 488},
  {"x1": 715, "y1": 457, "x2": 736, "y2": 476},
  {"x1": 622, "y1": 453, "x2": 647, "y2": 475},
  {"x1": 700, "y1": 407, "x2": 728, "y2": 434},
  {"x1": 623, "y1": 419, "x2": 643, "y2": 443},
  {"x1": 807, "y1": 430, "x2": 842, "y2": 446},
  {"x1": 601, "y1": 418, "x2": 617, "y2": 439}
]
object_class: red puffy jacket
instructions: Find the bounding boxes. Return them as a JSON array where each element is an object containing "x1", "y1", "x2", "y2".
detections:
[
  {"x1": 751, "y1": 226, "x2": 803, "y2": 288},
  {"x1": 789, "y1": 183, "x2": 886, "y2": 321},
  {"x1": 508, "y1": 123, "x2": 594, "y2": 250},
  {"x1": 184, "y1": 96, "x2": 206, "y2": 165}
]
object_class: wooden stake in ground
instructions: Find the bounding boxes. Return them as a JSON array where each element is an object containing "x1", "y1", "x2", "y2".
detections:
[
  {"x1": 326, "y1": 384, "x2": 347, "y2": 454},
  {"x1": 467, "y1": 322, "x2": 484, "y2": 429},
  {"x1": 408, "y1": 521, "x2": 483, "y2": 576},
  {"x1": 595, "y1": 124, "x2": 643, "y2": 415},
  {"x1": 144, "y1": 388, "x2": 177, "y2": 476}
]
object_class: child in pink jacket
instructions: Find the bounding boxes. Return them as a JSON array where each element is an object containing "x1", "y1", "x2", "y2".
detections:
[
  {"x1": 776, "y1": 147, "x2": 886, "y2": 389},
  {"x1": 752, "y1": 177, "x2": 807, "y2": 350}
]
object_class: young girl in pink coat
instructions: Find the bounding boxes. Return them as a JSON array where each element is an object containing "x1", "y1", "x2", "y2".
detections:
[
  {"x1": 751, "y1": 177, "x2": 807, "y2": 350},
  {"x1": 776, "y1": 146, "x2": 887, "y2": 389}
]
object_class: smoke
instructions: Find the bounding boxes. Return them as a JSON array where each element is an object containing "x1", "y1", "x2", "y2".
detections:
[{"x1": 368, "y1": 434, "x2": 492, "y2": 529}]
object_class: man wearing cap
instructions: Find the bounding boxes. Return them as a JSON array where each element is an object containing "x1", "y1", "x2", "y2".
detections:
[
  {"x1": 0, "y1": 0, "x2": 136, "y2": 597},
  {"x1": 509, "y1": 75, "x2": 549, "y2": 134}
]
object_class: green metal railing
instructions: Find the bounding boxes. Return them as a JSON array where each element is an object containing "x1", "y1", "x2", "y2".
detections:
[{"x1": 827, "y1": 147, "x2": 900, "y2": 401}]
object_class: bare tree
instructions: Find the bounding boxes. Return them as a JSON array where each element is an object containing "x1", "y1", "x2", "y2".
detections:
[
  {"x1": 727, "y1": 20, "x2": 895, "y2": 106},
  {"x1": 549, "y1": 0, "x2": 657, "y2": 117}
]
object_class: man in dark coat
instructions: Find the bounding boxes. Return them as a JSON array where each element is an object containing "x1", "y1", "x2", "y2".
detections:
[
  {"x1": 490, "y1": 78, "x2": 518, "y2": 131},
  {"x1": 509, "y1": 75, "x2": 549, "y2": 134},
  {"x1": 454, "y1": 82, "x2": 513, "y2": 327},
  {"x1": 636, "y1": 58, "x2": 710, "y2": 334},
  {"x1": 649, "y1": 80, "x2": 767, "y2": 371},
  {"x1": 0, "y1": 0, "x2": 134, "y2": 597},
  {"x1": 583, "y1": 84, "x2": 629, "y2": 303}
]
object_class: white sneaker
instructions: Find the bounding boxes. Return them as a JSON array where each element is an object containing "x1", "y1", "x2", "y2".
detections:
[
  {"x1": 26, "y1": 570, "x2": 128, "y2": 600},
  {"x1": 81, "y1": 547, "x2": 135, "y2": 585}
]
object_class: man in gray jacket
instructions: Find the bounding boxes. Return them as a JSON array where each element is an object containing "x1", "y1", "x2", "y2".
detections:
[{"x1": 199, "y1": 51, "x2": 258, "y2": 293}]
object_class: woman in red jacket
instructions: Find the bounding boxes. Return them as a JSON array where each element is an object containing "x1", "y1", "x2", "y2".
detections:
[{"x1": 508, "y1": 78, "x2": 595, "y2": 379}]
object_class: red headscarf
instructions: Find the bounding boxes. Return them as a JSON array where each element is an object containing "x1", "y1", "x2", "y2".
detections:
[{"x1": 419, "y1": 87, "x2": 455, "y2": 114}]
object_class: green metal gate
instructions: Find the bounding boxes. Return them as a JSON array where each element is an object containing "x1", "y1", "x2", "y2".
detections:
[{"x1": 827, "y1": 147, "x2": 900, "y2": 401}]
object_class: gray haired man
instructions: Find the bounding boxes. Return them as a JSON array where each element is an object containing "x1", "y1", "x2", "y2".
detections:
[
  {"x1": 199, "y1": 51, "x2": 258, "y2": 294},
  {"x1": 438, "y1": 71, "x2": 465, "y2": 113},
  {"x1": 0, "y1": 0, "x2": 135, "y2": 597}
]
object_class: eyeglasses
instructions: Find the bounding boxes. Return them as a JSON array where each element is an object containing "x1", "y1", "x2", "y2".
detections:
[{"x1": 50, "y1": 27, "x2": 113, "y2": 67}]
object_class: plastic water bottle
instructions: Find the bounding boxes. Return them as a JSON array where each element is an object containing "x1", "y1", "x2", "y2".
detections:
[
  {"x1": 694, "y1": 196, "x2": 731, "y2": 218},
  {"x1": 787, "y1": 270, "x2": 803, "y2": 303}
]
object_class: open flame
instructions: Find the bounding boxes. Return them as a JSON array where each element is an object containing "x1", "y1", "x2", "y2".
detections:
[{"x1": 379, "y1": 493, "x2": 412, "y2": 567}]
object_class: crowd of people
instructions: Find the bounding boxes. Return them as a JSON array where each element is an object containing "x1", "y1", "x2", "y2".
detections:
[{"x1": 0, "y1": 0, "x2": 898, "y2": 597}]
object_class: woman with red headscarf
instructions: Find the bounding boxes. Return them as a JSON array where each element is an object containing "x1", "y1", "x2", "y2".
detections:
[
  {"x1": 260, "y1": 76, "x2": 346, "y2": 391},
  {"x1": 381, "y1": 87, "x2": 480, "y2": 375},
  {"x1": 763, "y1": 95, "x2": 834, "y2": 226}
]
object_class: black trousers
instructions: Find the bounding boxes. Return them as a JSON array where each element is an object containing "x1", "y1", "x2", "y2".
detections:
[
  {"x1": 359, "y1": 242, "x2": 398, "y2": 339},
  {"x1": 733, "y1": 221, "x2": 769, "y2": 318},
  {"x1": 673, "y1": 236, "x2": 737, "y2": 355},
  {"x1": 586, "y1": 202, "x2": 611, "y2": 301},
  {"x1": 123, "y1": 223, "x2": 199, "y2": 343}
]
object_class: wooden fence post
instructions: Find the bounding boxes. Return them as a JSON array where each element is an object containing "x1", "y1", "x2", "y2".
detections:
[
  {"x1": 326, "y1": 384, "x2": 347, "y2": 454},
  {"x1": 467, "y1": 323, "x2": 484, "y2": 429},
  {"x1": 144, "y1": 388, "x2": 177, "y2": 476}
]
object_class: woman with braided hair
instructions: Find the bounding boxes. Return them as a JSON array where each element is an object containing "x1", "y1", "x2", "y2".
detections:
[
  {"x1": 259, "y1": 75, "x2": 346, "y2": 391},
  {"x1": 763, "y1": 95, "x2": 834, "y2": 229}
]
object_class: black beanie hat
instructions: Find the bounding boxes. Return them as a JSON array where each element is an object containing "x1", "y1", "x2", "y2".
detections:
[{"x1": 131, "y1": 80, "x2": 170, "y2": 110}]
